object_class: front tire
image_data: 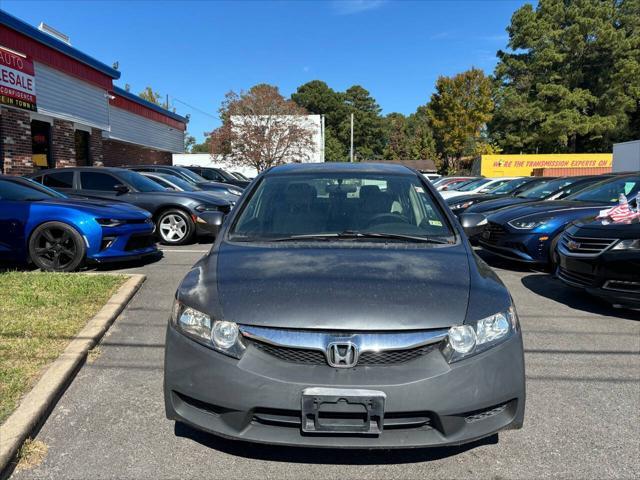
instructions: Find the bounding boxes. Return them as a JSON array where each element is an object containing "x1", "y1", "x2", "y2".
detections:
[
  {"x1": 548, "y1": 234, "x2": 562, "y2": 273},
  {"x1": 157, "y1": 209, "x2": 195, "y2": 245},
  {"x1": 28, "y1": 221, "x2": 86, "y2": 272}
]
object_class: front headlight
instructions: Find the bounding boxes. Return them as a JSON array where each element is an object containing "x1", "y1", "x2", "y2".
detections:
[
  {"x1": 508, "y1": 217, "x2": 550, "y2": 230},
  {"x1": 171, "y1": 300, "x2": 245, "y2": 358},
  {"x1": 443, "y1": 306, "x2": 519, "y2": 363},
  {"x1": 96, "y1": 218, "x2": 126, "y2": 227},
  {"x1": 612, "y1": 239, "x2": 640, "y2": 251},
  {"x1": 195, "y1": 204, "x2": 219, "y2": 213}
]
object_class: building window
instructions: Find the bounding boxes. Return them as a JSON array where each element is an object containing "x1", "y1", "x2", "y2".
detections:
[
  {"x1": 31, "y1": 120, "x2": 52, "y2": 169},
  {"x1": 75, "y1": 130, "x2": 90, "y2": 166}
]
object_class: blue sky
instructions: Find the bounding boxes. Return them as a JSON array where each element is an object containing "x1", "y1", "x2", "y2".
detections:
[{"x1": 3, "y1": 0, "x2": 528, "y2": 142}]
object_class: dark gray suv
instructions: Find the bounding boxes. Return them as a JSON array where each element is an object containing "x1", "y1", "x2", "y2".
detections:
[{"x1": 164, "y1": 163, "x2": 525, "y2": 448}]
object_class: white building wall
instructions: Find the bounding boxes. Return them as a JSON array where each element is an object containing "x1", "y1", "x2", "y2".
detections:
[
  {"x1": 612, "y1": 140, "x2": 640, "y2": 172},
  {"x1": 230, "y1": 114, "x2": 324, "y2": 163},
  {"x1": 35, "y1": 62, "x2": 110, "y2": 130},
  {"x1": 105, "y1": 106, "x2": 185, "y2": 153}
]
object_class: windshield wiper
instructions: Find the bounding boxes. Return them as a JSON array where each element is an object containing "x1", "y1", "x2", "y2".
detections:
[{"x1": 269, "y1": 231, "x2": 452, "y2": 244}]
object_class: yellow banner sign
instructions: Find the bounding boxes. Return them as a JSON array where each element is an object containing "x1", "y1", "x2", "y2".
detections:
[{"x1": 481, "y1": 154, "x2": 613, "y2": 177}]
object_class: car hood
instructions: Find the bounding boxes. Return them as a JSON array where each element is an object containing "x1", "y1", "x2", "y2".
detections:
[
  {"x1": 487, "y1": 200, "x2": 612, "y2": 223},
  {"x1": 446, "y1": 193, "x2": 504, "y2": 205},
  {"x1": 39, "y1": 198, "x2": 150, "y2": 218},
  {"x1": 165, "y1": 190, "x2": 230, "y2": 206},
  {"x1": 467, "y1": 197, "x2": 534, "y2": 213},
  {"x1": 570, "y1": 219, "x2": 640, "y2": 238},
  {"x1": 185, "y1": 242, "x2": 472, "y2": 331}
]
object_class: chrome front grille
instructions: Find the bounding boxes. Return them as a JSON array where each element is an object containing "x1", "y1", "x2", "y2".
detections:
[
  {"x1": 240, "y1": 325, "x2": 448, "y2": 368},
  {"x1": 559, "y1": 232, "x2": 618, "y2": 257},
  {"x1": 249, "y1": 340, "x2": 438, "y2": 366}
]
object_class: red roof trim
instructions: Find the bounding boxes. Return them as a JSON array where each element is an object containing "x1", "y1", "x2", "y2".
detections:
[
  {"x1": 0, "y1": 26, "x2": 113, "y2": 90},
  {"x1": 110, "y1": 94, "x2": 186, "y2": 131}
]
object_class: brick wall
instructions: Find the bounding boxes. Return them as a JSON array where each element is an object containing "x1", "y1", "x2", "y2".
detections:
[
  {"x1": 103, "y1": 139, "x2": 172, "y2": 166},
  {"x1": 51, "y1": 119, "x2": 75, "y2": 167},
  {"x1": 0, "y1": 107, "x2": 33, "y2": 175},
  {"x1": 90, "y1": 128, "x2": 104, "y2": 166}
]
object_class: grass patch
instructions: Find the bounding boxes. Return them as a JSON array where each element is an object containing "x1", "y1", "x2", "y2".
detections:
[
  {"x1": 0, "y1": 272, "x2": 127, "y2": 424},
  {"x1": 16, "y1": 439, "x2": 48, "y2": 471}
]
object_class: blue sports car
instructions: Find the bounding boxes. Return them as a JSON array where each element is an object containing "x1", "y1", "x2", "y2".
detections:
[
  {"x1": 0, "y1": 175, "x2": 159, "y2": 272},
  {"x1": 479, "y1": 173, "x2": 640, "y2": 267}
]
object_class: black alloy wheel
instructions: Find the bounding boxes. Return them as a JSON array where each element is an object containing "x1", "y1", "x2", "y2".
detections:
[{"x1": 28, "y1": 222, "x2": 86, "y2": 272}]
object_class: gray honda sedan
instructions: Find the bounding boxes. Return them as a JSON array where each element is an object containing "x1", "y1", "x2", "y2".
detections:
[{"x1": 164, "y1": 163, "x2": 525, "y2": 448}]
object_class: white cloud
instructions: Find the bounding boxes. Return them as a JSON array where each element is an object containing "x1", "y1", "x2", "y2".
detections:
[{"x1": 331, "y1": 0, "x2": 386, "y2": 15}]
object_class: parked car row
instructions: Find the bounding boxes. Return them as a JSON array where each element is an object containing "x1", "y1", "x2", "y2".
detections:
[
  {"x1": 0, "y1": 164, "x2": 249, "y2": 272},
  {"x1": 437, "y1": 172, "x2": 640, "y2": 309}
]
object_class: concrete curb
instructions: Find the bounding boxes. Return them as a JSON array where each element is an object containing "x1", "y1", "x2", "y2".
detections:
[{"x1": 0, "y1": 273, "x2": 146, "y2": 473}]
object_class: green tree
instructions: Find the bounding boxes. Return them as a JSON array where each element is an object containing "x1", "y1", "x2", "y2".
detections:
[
  {"x1": 139, "y1": 86, "x2": 169, "y2": 109},
  {"x1": 427, "y1": 68, "x2": 495, "y2": 173},
  {"x1": 338, "y1": 85, "x2": 386, "y2": 160},
  {"x1": 292, "y1": 81, "x2": 347, "y2": 161},
  {"x1": 490, "y1": 0, "x2": 640, "y2": 153},
  {"x1": 184, "y1": 135, "x2": 196, "y2": 153},
  {"x1": 191, "y1": 135, "x2": 212, "y2": 153},
  {"x1": 406, "y1": 106, "x2": 438, "y2": 160},
  {"x1": 383, "y1": 113, "x2": 411, "y2": 160},
  {"x1": 324, "y1": 129, "x2": 347, "y2": 161}
]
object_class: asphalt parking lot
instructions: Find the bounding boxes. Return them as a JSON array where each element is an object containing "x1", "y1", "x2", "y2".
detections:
[{"x1": 10, "y1": 243, "x2": 640, "y2": 479}]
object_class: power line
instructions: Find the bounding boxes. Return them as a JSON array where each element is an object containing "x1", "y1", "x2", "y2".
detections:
[{"x1": 171, "y1": 97, "x2": 220, "y2": 121}]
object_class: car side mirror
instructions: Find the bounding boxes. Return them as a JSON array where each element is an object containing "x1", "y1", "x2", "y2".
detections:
[{"x1": 114, "y1": 184, "x2": 130, "y2": 194}]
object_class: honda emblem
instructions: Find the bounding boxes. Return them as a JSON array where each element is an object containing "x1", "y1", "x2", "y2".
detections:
[{"x1": 326, "y1": 342, "x2": 358, "y2": 368}]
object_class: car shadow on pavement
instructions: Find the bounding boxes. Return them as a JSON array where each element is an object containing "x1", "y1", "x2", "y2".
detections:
[
  {"x1": 174, "y1": 421, "x2": 498, "y2": 464},
  {"x1": 520, "y1": 273, "x2": 640, "y2": 321},
  {"x1": 473, "y1": 249, "x2": 544, "y2": 273}
]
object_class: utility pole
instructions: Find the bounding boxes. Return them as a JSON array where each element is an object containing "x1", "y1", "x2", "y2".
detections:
[
  {"x1": 321, "y1": 114, "x2": 325, "y2": 163},
  {"x1": 349, "y1": 113, "x2": 354, "y2": 162}
]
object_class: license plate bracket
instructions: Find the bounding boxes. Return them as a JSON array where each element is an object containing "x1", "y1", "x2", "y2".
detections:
[{"x1": 301, "y1": 387, "x2": 385, "y2": 435}]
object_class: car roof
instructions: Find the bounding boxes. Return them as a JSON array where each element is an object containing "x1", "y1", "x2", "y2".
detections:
[
  {"x1": 32, "y1": 167, "x2": 131, "y2": 175},
  {"x1": 126, "y1": 164, "x2": 184, "y2": 169},
  {"x1": 266, "y1": 162, "x2": 415, "y2": 175}
]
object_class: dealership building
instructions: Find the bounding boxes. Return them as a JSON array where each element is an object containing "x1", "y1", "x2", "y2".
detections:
[{"x1": 0, "y1": 10, "x2": 186, "y2": 176}]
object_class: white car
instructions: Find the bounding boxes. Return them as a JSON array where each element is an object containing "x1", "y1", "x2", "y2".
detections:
[
  {"x1": 422, "y1": 173, "x2": 442, "y2": 182},
  {"x1": 440, "y1": 177, "x2": 522, "y2": 199}
]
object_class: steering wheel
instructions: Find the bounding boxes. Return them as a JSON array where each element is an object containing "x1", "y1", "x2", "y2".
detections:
[{"x1": 366, "y1": 213, "x2": 409, "y2": 227}]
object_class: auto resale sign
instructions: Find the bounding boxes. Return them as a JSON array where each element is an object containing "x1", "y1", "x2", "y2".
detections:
[{"x1": 0, "y1": 45, "x2": 37, "y2": 112}]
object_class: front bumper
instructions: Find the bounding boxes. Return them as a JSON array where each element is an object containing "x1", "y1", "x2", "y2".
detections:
[
  {"x1": 194, "y1": 211, "x2": 224, "y2": 237},
  {"x1": 89, "y1": 223, "x2": 159, "y2": 262},
  {"x1": 479, "y1": 229, "x2": 550, "y2": 264},
  {"x1": 164, "y1": 325, "x2": 526, "y2": 448},
  {"x1": 557, "y1": 253, "x2": 640, "y2": 308}
]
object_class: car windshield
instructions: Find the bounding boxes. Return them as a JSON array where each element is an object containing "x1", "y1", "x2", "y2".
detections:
[
  {"x1": 0, "y1": 178, "x2": 60, "y2": 201},
  {"x1": 160, "y1": 174, "x2": 200, "y2": 192},
  {"x1": 566, "y1": 176, "x2": 640, "y2": 203},
  {"x1": 517, "y1": 178, "x2": 575, "y2": 199},
  {"x1": 176, "y1": 167, "x2": 207, "y2": 183},
  {"x1": 119, "y1": 171, "x2": 166, "y2": 192},
  {"x1": 455, "y1": 178, "x2": 491, "y2": 192},
  {"x1": 229, "y1": 173, "x2": 454, "y2": 242},
  {"x1": 490, "y1": 178, "x2": 531, "y2": 194},
  {"x1": 447, "y1": 178, "x2": 476, "y2": 188}
]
